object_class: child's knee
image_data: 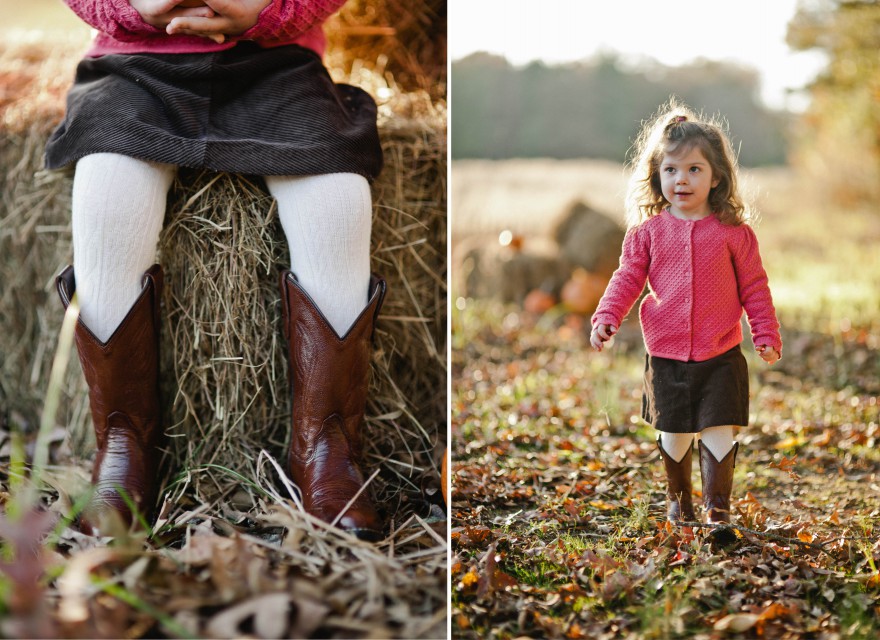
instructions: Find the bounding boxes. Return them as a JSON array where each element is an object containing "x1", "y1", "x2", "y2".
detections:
[
  {"x1": 326, "y1": 173, "x2": 372, "y2": 227},
  {"x1": 267, "y1": 172, "x2": 372, "y2": 234},
  {"x1": 72, "y1": 154, "x2": 173, "y2": 233}
]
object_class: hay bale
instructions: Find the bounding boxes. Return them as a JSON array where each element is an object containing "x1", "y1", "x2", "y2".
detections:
[
  {"x1": 456, "y1": 234, "x2": 570, "y2": 302},
  {"x1": 0, "y1": 34, "x2": 446, "y2": 515},
  {"x1": 553, "y1": 200, "x2": 625, "y2": 279},
  {"x1": 326, "y1": 0, "x2": 446, "y2": 98},
  {"x1": 0, "y1": 35, "x2": 83, "y2": 443}
]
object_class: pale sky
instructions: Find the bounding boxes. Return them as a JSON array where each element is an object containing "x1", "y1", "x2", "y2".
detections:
[{"x1": 450, "y1": 0, "x2": 828, "y2": 111}]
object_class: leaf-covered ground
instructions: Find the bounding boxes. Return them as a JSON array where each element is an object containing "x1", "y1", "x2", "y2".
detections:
[
  {"x1": 0, "y1": 438, "x2": 447, "y2": 639},
  {"x1": 451, "y1": 299, "x2": 880, "y2": 639}
]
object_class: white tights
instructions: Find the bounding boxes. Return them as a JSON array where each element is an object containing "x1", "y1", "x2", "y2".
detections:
[
  {"x1": 659, "y1": 425, "x2": 735, "y2": 462},
  {"x1": 71, "y1": 154, "x2": 173, "y2": 341},
  {"x1": 265, "y1": 173, "x2": 372, "y2": 337},
  {"x1": 71, "y1": 153, "x2": 372, "y2": 342}
]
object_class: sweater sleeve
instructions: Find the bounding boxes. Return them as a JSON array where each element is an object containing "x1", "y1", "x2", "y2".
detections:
[
  {"x1": 62, "y1": 0, "x2": 164, "y2": 40},
  {"x1": 733, "y1": 225, "x2": 782, "y2": 354},
  {"x1": 591, "y1": 225, "x2": 650, "y2": 328},
  {"x1": 239, "y1": 0, "x2": 346, "y2": 41}
]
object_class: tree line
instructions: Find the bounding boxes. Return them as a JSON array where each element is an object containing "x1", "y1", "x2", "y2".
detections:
[{"x1": 451, "y1": 52, "x2": 789, "y2": 167}]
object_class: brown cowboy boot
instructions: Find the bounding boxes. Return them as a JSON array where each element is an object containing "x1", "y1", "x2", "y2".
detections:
[
  {"x1": 57, "y1": 265, "x2": 164, "y2": 535},
  {"x1": 698, "y1": 440, "x2": 739, "y2": 525},
  {"x1": 657, "y1": 437, "x2": 696, "y2": 524},
  {"x1": 279, "y1": 271, "x2": 386, "y2": 541}
]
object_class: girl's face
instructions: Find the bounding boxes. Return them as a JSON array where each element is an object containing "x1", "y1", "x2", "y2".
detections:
[{"x1": 659, "y1": 145, "x2": 720, "y2": 220}]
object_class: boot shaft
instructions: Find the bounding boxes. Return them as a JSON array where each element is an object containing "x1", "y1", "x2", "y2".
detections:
[
  {"x1": 279, "y1": 271, "x2": 385, "y2": 458},
  {"x1": 657, "y1": 437, "x2": 696, "y2": 522},
  {"x1": 56, "y1": 265, "x2": 163, "y2": 450},
  {"x1": 698, "y1": 440, "x2": 738, "y2": 523}
]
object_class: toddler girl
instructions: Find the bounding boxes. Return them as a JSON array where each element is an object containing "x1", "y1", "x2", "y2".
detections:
[
  {"x1": 590, "y1": 102, "x2": 781, "y2": 528},
  {"x1": 47, "y1": 0, "x2": 386, "y2": 540}
]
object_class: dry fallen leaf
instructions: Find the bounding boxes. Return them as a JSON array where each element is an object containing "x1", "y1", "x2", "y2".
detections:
[
  {"x1": 288, "y1": 583, "x2": 332, "y2": 639},
  {"x1": 172, "y1": 531, "x2": 235, "y2": 567},
  {"x1": 478, "y1": 544, "x2": 518, "y2": 597},
  {"x1": 797, "y1": 527, "x2": 815, "y2": 544},
  {"x1": 768, "y1": 455, "x2": 801, "y2": 480},
  {"x1": 206, "y1": 592, "x2": 289, "y2": 639},
  {"x1": 714, "y1": 613, "x2": 760, "y2": 632},
  {"x1": 460, "y1": 569, "x2": 479, "y2": 590}
]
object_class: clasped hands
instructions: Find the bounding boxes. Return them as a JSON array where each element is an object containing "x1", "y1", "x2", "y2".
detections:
[{"x1": 130, "y1": 0, "x2": 273, "y2": 43}]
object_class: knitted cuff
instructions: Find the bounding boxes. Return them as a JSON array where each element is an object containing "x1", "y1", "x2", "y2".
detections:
[{"x1": 591, "y1": 313, "x2": 620, "y2": 328}]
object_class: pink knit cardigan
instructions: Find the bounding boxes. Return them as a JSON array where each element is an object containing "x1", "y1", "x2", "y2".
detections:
[
  {"x1": 64, "y1": 0, "x2": 346, "y2": 57},
  {"x1": 592, "y1": 210, "x2": 782, "y2": 362}
]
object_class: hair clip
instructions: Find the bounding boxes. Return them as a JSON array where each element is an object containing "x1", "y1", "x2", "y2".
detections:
[{"x1": 675, "y1": 116, "x2": 686, "y2": 123}]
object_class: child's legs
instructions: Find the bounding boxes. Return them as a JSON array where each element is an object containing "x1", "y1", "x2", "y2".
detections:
[
  {"x1": 698, "y1": 425, "x2": 735, "y2": 460},
  {"x1": 658, "y1": 432, "x2": 696, "y2": 462},
  {"x1": 659, "y1": 426, "x2": 736, "y2": 462},
  {"x1": 72, "y1": 153, "x2": 175, "y2": 342},
  {"x1": 265, "y1": 173, "x2": 372, "y2": 337}
]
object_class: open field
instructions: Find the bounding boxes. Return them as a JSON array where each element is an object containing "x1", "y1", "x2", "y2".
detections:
[
  {"x1": 451, "y1": 159, "x2": 880, "y2": 639},
  {"x1": 452, "y1": 159, "x2": 880, "y2": 329}
]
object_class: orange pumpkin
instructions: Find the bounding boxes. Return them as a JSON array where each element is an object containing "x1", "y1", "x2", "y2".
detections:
[
  {"x1": 523, "y1": 288, "x2": 556, "y2": 314},
  {"x1": 561, "y1": 268, "x2": 607, "y2": 315}
]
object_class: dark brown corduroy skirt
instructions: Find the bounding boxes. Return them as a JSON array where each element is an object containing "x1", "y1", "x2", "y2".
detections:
[
  {"x1": 45, "y1": 43, "x2": 383, "y2": 180},
  {"x1": 642, "y1": 345, "x2": 749, "y2": 433}
]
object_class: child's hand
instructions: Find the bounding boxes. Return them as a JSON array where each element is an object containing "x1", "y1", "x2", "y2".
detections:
[
  {"x1": 590, "y1": 324, "x2": 616, "y2": 352},
  {"x1": 166, "y1": 0, "x2": 272, "y2": 39},
  {"x1": 757, "y1": 345, "x2": 780, "y2": 365},
  {"x1": 130, "y1": 0, "x2": 217, "y2": 31}
]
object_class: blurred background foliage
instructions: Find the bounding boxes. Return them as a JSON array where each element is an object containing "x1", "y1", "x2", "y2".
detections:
[{"x1": 787, "y1": 0, "x2": 880, "y2": 204}]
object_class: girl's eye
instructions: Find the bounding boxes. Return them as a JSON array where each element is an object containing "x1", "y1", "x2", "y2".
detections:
[
  {"x1": 690, "y1": 166, "x2": 700, "y2": 173},
  {"x1": 664, "y1": 167, "x2": 675, "y2": 173}
]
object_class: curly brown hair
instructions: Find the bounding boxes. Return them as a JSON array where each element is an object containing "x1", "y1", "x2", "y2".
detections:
[{"x1": 625, "y1": 98, "x2": 749, "y2": 228}]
